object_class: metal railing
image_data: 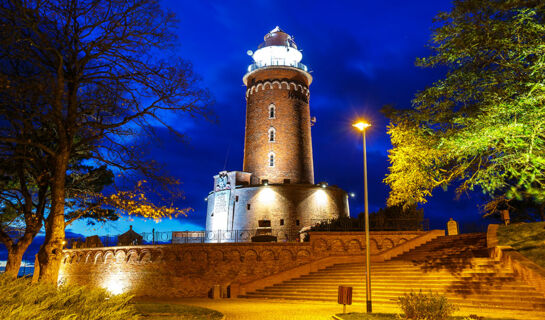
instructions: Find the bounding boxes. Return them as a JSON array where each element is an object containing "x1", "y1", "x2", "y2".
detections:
[
  {"x1": 311, "y1": 218, "x2": 430, "y2": 232},
  {"x1": 65, "y1": 228, "x2": 302, "y2": 248},
  {"x1": 201, "y1": 229, "x2": 299, "y2": 243},
  {"x1": 247, "y1": 60, "x2": 308, "y2": 73}
]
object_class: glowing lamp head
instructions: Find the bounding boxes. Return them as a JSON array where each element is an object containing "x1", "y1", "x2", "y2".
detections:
[{"x1": 352, "y1": 121, "x2": 371, "y2": 132}]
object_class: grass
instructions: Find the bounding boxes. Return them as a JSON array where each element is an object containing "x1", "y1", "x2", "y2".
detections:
[
  {"x1": 497, "y1": 221, "x2": 545, "y2": 269},
  {"x1": 335, "y1": 313, "x2": 518, "y2": 320},
  {"x1": 0, "y1": 275, "x2": 137, "y2": 320},
  {"x1": 135, "y1": 303, "x2": 223, "y2": 320}
]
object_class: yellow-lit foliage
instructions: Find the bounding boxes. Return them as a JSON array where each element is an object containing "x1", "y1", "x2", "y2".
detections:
[
  {"x1": 68, "y1": 180, "x2": 190, "y2": 224},
  {"x1": 385, "y1": 2, "x2": 545, "y2": 207},
  {"x1": 385, "y1": 121, "x2": 452, "y2": 207},
  {"x1": 102, "y1": 180, "x2": 189, "y2": 220}
]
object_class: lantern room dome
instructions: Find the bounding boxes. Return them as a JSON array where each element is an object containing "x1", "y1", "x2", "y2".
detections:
[
  {"x1": 258, "y1": 26, "x2": 298, "y2": 50},
  {"x1": 246, "y1": 26, "x2": 308, "y2": 76}
]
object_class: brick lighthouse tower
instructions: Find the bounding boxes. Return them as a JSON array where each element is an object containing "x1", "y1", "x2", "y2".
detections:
[
  {"x1": 205, "y1": 27, "x2": 349, "y2": 241},
  {"x1": 243, "y1": 26, "x2": 314, "y2": 185}
]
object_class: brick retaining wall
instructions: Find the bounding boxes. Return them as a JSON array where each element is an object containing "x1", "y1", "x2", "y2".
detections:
[{"x1": 58, "y1": 231, "x2": 435, "y2": 298}]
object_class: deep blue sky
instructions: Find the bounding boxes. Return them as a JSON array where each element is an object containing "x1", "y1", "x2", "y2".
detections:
[{"x1": 68, "y1": 0, "x2": 490, "y2": 237}]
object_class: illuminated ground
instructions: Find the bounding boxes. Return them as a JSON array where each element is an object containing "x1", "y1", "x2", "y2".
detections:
[
  {"x1": 139, "y1": 298, "x2": 350, "y2": 320},
  {"x1": 138, "y1": 298, "x2": 545, "y2": 320}
]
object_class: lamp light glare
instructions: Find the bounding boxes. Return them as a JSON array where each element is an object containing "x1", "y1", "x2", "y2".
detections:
[
  {"x1": 350, "y1": 192, "x2": 356, "y2": 198},
  {"x1": 353, "y1": 121, "x2": 371, "y2": 131}
]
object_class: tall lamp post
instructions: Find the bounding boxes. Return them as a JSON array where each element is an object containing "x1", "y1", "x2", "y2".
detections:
[{"x1": 352, "y1": 120, "x2": 372, "y2": 313}]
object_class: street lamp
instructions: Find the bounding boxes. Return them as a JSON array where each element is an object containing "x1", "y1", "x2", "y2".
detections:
[{"x1": 352, "y1": 120, "x2": 372, "y2": 313}]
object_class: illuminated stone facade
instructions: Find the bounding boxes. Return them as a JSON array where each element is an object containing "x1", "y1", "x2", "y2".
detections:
[
  {"x1": 205, "y1": 28, "x2": 349, "y2": 237},
  {"x1": 58, "y1": 231, "x2": 436, "y2": 297}
]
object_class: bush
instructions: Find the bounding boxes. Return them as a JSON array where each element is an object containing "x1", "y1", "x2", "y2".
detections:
[
  {"x1": 397, "y1": 290, "x2": 457, "y2": 320},
  {"x1": 0, "y1": 275, "x2": 138, "y2": 320}
]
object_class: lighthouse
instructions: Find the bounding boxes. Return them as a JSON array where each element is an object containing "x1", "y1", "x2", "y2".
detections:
[
  {"x1": 205, "y1": 27, "x2": 349, "y2": 242},
  {"x1": 243, "y1": 26, "x2": 314, "y2": 185}
]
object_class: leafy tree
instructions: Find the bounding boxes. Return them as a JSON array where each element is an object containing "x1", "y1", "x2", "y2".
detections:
[
  {"x1": 385, "y1": 0, "x2": 545, "y2": 215},
  {"x1": 0, "y1": 0, "x2": 210, "y2": 282},
  {"x1": 0, "y1": 135, "x2": 118, "y2": 277}
]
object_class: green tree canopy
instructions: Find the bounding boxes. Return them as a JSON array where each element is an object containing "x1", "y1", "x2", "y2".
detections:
[{"x1": 385, "y1": 0, "x2": 545, "y2": 212}]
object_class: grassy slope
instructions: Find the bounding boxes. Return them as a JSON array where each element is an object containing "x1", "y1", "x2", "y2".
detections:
[
  {"x1": 497, "y1": 221, "x2": 545, "y2": 269},
  {"x1": 135, "y1": 303, "x2": 223, "y2": 320}
]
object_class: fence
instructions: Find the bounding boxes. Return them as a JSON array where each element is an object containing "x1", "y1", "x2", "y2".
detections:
[
  {"x1": 65, "y1": 228, "x2": 304, "y2": 248},
  {"x1": 311, "y1": 218, "x2": 430, "y2": 232},
  {"x1": 64, "y1": 218, "x2": 431, "y2": 249}
]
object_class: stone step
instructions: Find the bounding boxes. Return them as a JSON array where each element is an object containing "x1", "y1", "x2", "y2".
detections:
[
  {"x1": 272, "y1": 282, "x2": 536, "y2": 291},
  {"x1": 238, "y1": 232, "x2": 545, "y2": 313},
  {"x1": 309, "y1": 269, "x2": 512, "y2": 275},
  {"x1": 240, "y1": 293, "x2": 545, "y2": 311},
  {"x1": 294, "y1": 275, "x2": 518, "y2": 282},
  {"x1": 268, "y1": 281, "x2": 535, "y2": 292},
  {"x1": 258, "y1": 287, "x2": 545, "y2": 299}
]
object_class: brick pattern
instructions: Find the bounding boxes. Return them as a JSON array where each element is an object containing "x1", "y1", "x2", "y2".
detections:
[
  {"x1": 243, "y1": 68, "x2": 314, "y2": 184},
  {"x1": 58, "y1": 231, "x2": 424, "y2": 298}
]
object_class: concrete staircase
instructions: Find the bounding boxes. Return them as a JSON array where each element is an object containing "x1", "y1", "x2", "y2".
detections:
[{"x1": 240, "y1": 233, "x2": 545, "y2": 313}]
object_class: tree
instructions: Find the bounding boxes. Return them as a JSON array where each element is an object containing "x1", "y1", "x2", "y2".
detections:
[
  {"x1": 0, "y1": 0, "x2": 210, "y2": 282},
  {"x1": 385, "y1": 0, "x2": 545, "y2": 214},
  {"x1": 0, "y1": 119, "x2": 118, "y2": 278},
  {"x1": 0, "y1": 159, "x2": 116, "y2": 277}
]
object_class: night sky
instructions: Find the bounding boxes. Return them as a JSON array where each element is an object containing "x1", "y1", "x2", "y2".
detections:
[
  {"x1": 71, "y1": 0, "x2": 490, "y2": 237},
  {"x1": 5, "y1": 0, "x2": 493, "y2": 253}
]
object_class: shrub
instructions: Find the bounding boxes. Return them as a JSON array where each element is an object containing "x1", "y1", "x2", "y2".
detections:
[
  {"x1": 397, "y1": 290, "x2": 457, "y2": 320},
  {"x1": 0, "y1": 275, "x2": 138, "y2": 320}
]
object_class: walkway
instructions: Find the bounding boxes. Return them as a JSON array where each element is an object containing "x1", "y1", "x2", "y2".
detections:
[
  {"x1": 145, "y1": 298, "x2": 352, "y2": 320},
  {"x1": 142, "y1": 297, "x2": 545, "y2": 320}
]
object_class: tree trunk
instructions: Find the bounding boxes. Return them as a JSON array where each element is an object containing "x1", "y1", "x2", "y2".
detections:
[
  {"x1": 37, "y1": 153, "x2": 68, "y2": 283},
  {"x1": 4, "y1": 248, "x2": 24, "y2": 278}
]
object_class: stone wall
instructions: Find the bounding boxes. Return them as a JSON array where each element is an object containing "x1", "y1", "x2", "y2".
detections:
[
  {"x1": 58, "y1": 231, "x2": 435, "y2": 298},
  {"x1": 206, "y1": 184, "x2": 349, "y2": 239}
]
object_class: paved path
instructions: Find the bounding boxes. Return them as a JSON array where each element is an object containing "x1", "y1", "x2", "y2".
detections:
[
  {"x1": 146, "y1": 298, "x2": 352, "y2": 320},
  {"x1": 140, "y1": 298, "x2": 545, "y2": 320}
]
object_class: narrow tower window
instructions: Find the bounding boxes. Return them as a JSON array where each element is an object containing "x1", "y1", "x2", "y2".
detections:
[
  {"x1": 268, "y1": 127, "x2": 276, "y2": 142},
  {"x1": 268, "y1": 152, "x2": 275, "y2": 167},
  {"x1": 269, "y1": 103, "x2": 275, "y2": 119}
]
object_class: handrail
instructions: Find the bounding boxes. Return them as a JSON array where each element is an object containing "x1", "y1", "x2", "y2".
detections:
[{"x1": 247, "y1": 60, "x2": 308, "y2": 73}]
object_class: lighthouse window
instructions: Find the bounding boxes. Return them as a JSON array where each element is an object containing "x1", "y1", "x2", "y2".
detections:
[
  {"x1": 268, "y1": 127, "x2": 276, "y2": 142},
  {"x1": 269, "y1": 103, "x2": 275, "y2": 119},
  {"x1": 268, "y1": 152, "x2": 275, "y2": 167}
]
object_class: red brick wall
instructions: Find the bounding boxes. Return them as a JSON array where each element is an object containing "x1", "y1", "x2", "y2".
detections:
[
  {"x1": 57, "y1": 231, "x2": 430, "y2": 298},
  {"x1": 243, "y1": 68, "x2": 314, "y2": 184}
]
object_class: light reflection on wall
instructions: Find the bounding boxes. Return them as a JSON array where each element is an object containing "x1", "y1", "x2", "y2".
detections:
[
  {"x1": 258, "y1": 187, "x2": 276, "y2": 204},
  {"x1": 313, "y1": 189, "x2": 329, "y2": 206},
  {"x1": 102, "y1": 271, "x2": 128, "y2": 295},
  {"x1": 58, "y1": 254, "x2": 132, "y2": 295}
]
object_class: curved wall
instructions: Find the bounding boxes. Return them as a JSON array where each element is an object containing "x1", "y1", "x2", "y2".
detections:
[
  {"x1": 58, "y1": 231, "x2": 431, "y2": 298},
  {"x1": 243, "y1": 68, "x2": 314, "y2": 184},
  {"x1": 206, "y1": 184, "x2": 349, "y2": 239}
]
